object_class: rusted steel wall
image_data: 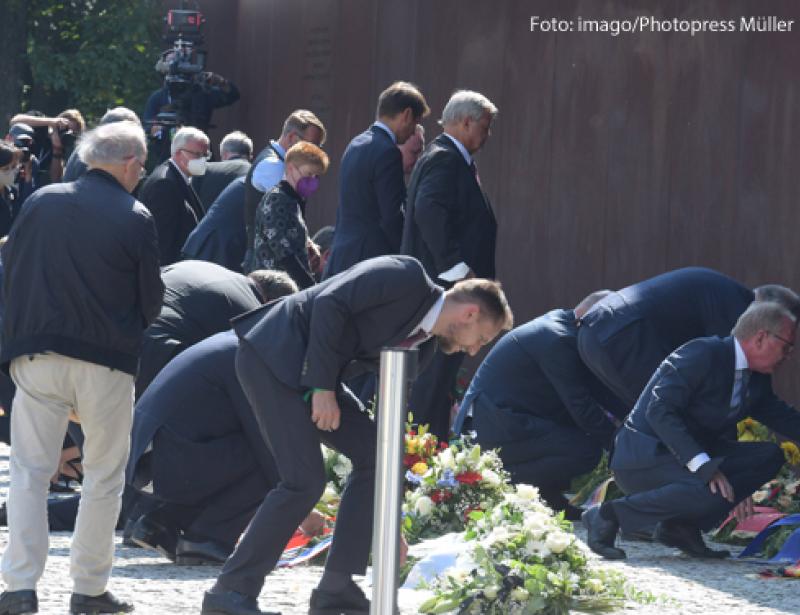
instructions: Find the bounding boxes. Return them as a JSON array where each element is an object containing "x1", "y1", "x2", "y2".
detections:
[{"x1": 192, "y1": 0, "x2": 800, "y2": 401}]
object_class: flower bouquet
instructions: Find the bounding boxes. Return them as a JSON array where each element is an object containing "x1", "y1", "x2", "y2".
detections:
[
  {"x1": 417, "y1": 484, "x2": 636, "y2": 614},
  {"x1": 403, "y1": 434, "x2": 511, "y2": 544}
]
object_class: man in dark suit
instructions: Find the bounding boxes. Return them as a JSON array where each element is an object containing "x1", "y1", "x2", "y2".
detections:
[
  {"x1": 181, "y1": 177, "x2": 248, "y2": 272},
  {"x1": 136, "y1": 260, "x2": 298, "y2": 398},
  {"x1": 324, "y1": 82, "x2": 429, "y2": 278},
  {"x1": 139, "y1": 127, "x2": 209, "y2": 265},
  {"x1": 453, "y1": 291, "x2": 623, "y2": 519},
  {"x1": 401, "y1": 89, "x2": 499, "y2": 440},
  {"x1": 243, "y1": 111, "x2": 326, "y2": 268},
  {"x1": 127, "y1": 331, "x2": 281, "y2": 565},
  {"x1": 577, "y1": 268, "x2": 800, "y2": 408},
  {"x1": 583, "y1": 301, "x2": 800, "y2": 560},
  {"x1": 201, "y1": 255, "x2": 513, "y2": 615},
  {"x1": 191, "y1": 131, "x2": 252, "y2": 213}
]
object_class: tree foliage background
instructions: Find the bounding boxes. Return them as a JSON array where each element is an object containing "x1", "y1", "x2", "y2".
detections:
[{"x1": 1, "y1": 0, "x2": 165, "y2": 127}]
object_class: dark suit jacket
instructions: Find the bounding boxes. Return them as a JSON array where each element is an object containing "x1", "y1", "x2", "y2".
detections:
[
  {"x1": 136, "y1": 260, "x2": 262, "y2": 397},
  {"x1": 232, "y1": 255, "x2": 441, "y2": 391},
  {"x1": 139, "y1": 160, "x2": 205, "y2": 265},
  {"x1": 612, "y1": 336, "x2": 800, "y2": 474},
  {"x1": 580, "y1": 267, "x2": 754, "y2": 396},
  {"x1": 127, "y1": 330, "x2": 279, "y2": 498},
  {"x1": 191, "y1": 159, "x2": 250, "y2": 213},
  {"x1": 324, "y1": 125, "x2": 406, "y2": 277},
  {"x1": 181, "y1": 177, "x2": 247, "y2": 272},
  {"x1": 244, "y1": 143, "x2": 284, "y2": 256},
  {"x1": 401, "y1": 133, "x2": 497, "y2": 280},
  {"x1": 460, "y1": 309, "x2": 623, "y2": 445}
]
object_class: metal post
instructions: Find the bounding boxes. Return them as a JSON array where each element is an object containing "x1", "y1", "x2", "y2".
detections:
[{"x1": 371, "y1": 348, "x2": 416, "y2": 615}]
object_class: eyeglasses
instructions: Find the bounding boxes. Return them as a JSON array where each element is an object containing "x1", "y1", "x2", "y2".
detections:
[
  {"x1": 181, "y1": 148, "x2": 210, "y2": 160},
  {"x1": 769, "y1": 331, "x2": 795, "y2": 355}
]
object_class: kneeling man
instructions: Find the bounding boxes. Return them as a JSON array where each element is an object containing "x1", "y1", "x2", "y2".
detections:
[{"x1": 584, "y1": 301, "x2": 800, "y2": 559}]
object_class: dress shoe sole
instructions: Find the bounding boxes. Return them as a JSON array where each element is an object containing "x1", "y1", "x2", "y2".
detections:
[
  {"x1": 655, "y1": 532, "x2": 730, "y2": 559},
  {"x1": 130, "y1": 536, "x2": 176, "y2": 562}
]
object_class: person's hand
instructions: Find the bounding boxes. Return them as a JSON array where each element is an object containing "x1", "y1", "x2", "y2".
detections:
[
  {"x1": 299, "y1": 510, "x2": 326, "y2": 536},
  {"x1": 399, "y1": 532, "x2": 408, "y2": 566},
  {"x1": 708, "y1": 470, "x2": 735, "y2": 503},
  {"x1": 49, "y1": 117, "x2": 70, "y2": 130},
  {"x1": 732, "y1": 496, "x2": 755, "y2": 522},
  {"x1": 311, "y1": 389, "x2": 341, "y2": 432},
  {"x1": 50, "y1": 130, "x2": 63, "y2": 149},
  {"x1": 307, "y1": 241, "x2": 322, "y2": 273}
]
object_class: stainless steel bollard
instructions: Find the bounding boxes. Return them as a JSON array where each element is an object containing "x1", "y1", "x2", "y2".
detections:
[{"x1": 371, "y1": 348, "x2": 416, "y2": 615}]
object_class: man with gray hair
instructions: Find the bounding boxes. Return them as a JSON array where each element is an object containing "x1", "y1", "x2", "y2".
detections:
[
  {"x1": 584, "y1": 301, "x2": 800, "y2": 561},
  {"x1": 401, "y1": 89, "x2": 499, "y2": 439},
  {"x1": 139, "y1": 126, "x2": 209, "y2": 264},
  {"x1": 63, "y1": 106, "x2": 142, "y2": 182},
  {"x1": 0, "y1": 121, "x2": 163, "y2": 614},
  {"x1": 191, "y1": 130, "x2": 253, "y2": 212}
]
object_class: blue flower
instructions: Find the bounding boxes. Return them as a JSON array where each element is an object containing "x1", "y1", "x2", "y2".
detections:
[
  {"x1": 405, "y1": 470, "x2": 423, "y2": 484},
  {"x1": 437, "y1": 469, "x2": 458, "y2": 488}
]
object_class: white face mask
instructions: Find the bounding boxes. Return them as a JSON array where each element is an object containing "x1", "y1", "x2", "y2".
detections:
[
  {"x1": 0, "y1": 168, "x2": 16, "y2": 187},
  {"x1": 186, "y1": 157, "x2": 207, "y2": 176}
]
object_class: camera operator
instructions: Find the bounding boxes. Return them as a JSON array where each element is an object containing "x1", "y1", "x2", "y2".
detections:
[
  {"x1": 9, "y1": 109, "x2": 85, "y2": 184},
  {"x1": 4, "y1": 124, "x2": 39, "y2": 207}
]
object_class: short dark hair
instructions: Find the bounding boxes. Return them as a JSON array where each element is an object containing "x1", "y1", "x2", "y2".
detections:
[
  {"x1": 247, "y1": 269, "x2": 299, "y2": 302},
  {"x1": 376, "y1": 81, "x2": 430, "y2": 121},
  {"x1": 448, "y1": 278, "x2": 513, "y2": 330}
]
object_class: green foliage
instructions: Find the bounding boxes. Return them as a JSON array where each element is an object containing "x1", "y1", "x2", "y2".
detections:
[{"x1": 25, "y1": 0, "x2": 164, "y2": 121}]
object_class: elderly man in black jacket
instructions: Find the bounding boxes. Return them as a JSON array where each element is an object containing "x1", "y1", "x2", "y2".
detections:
[
  {"x1": 0, "y1": 122, "x2": 163, "y2": 615},
  {"x1": 136, "y1": 260, "x2": 297, "y2": 398},
  {"x1": 139, "y1": 126, "x2": 209, "y2": 265},
  {"x1": 453, "y1": 291, "x2": 623, "y2": 519},
  {"x1": 401, "y1": 89, "x2": 499, "y2": 440},
  {"x1": 191, "y1": 131, "x2": 252, "y2": 213},
  {"x1": 201, "y1": 255, "x2": 513, "y2": 615},
  {"x1": 583, "y1": 301, "x2": 800, "y2": 561}
]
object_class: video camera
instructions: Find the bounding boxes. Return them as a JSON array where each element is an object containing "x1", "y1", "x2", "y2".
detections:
[{"x1": 152, "y1": 7, "x2": 208, "y2": 129}]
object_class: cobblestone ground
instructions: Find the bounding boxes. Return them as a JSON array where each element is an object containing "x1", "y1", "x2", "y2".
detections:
[{"x1": 0, "y1": 446, "x2": 798, "y2": 614}]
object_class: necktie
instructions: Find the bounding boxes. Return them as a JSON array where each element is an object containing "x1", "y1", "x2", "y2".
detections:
[
  {"x1": 398, "y1": 329, "x2": 428, "y2": 349},
  {"x1": 470, "y1": 160, "x2": 481, "y2": 187},
  {"x1": 731, "y1": 369, "x2": 750, "y2": 409}
]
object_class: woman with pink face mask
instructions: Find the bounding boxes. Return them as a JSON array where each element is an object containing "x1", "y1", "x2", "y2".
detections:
[{"x1": 244, "y1": 141, "x2": 329, "y2": 288}]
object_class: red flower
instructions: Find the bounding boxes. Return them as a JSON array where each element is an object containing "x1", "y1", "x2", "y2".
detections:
[
  {"x1": 408, "y1": 430, "x2": 417, "y2": 436},
  {"x1": 431, "y1": 490, "x2": 453, "y2": 503},
  {"x1": 404, "y1": 454, "x2": 422, "y2": 468},
  {"x1": 439, "y1": 442, "x2": 449, "y2": 450},
  {"x1": 455, "y1": 471, "x2": 482, "y2": 485}
]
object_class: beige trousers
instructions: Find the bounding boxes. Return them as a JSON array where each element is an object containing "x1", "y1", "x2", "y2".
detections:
[{"x1": 1, "y1": 353, "x2": 134, "y2": 595}]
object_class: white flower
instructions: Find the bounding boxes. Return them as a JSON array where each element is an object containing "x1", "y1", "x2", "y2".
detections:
[
  {"x1": 510, "y1": 587, "x2": 529, "y2": 602},
  {"x1": 585, "y1": 577, "x2": 604, "y2": 593},
  {"x1": 483, "y1": 585, "x2": 499, "y2": 599},
  {"x1": 481, "y1": 469, "x2": 501, "y2": 487},
  {"x1": 516, "y1": 484, "x2": 539, "y2": 501},
  {"x1": 320, "y1": 483, "x2": 339, "y2": 503},
  {"x1": 333, "y1": 458, "x2": 352, "y2": 480},
  {"x1": 438, "y1": 447, "x2": 456, "y2": 470},
  {"x1": 414, "y1": 495, "x2": 434, "y2": 517},
  {"x1": 544, "y1": 530, "x2": 573, "y2": 554}
]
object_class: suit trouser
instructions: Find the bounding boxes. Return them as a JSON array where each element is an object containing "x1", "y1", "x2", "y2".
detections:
[
  {"x1": 484, "y1": 421, "x2": 603, "y2": 493},
  {"x1": 576, "y1": 326, "x2": 639, "y2": 409},
  {"x1": 407, "y1": 349, "x2": 464, "y2": 441},
  {"x1": 149, "y1": 428, "x2": 274, "y2": 548},
  {"x1": 217, "y1": 341, "x2": 377, "y2": 598},
  {"x1": 611, "y1": 440, "x2": 785, "y2": 533},
  {"x1": 2, "y1": 353, "x2": 134, "y2": 595}
]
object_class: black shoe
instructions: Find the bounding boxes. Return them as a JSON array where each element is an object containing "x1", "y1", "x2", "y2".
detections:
[
  {"x1": 309, "y1": 581, "x2": 369, "y2": 615},
  {"x1": 0, "y1": 590, "x2": 38, "y2": 615},
  {"x1": 201, "y1": 588, "x2": 278, "y2": 615},
  {"x1": 69, "y1": 591, "x2": 133, "y2": 614},
  {"x1": 581, "y1": 506, "x2": 626, "y2": 560},
  {"x1": 654, "y1": 521, "x2": 730, "y2": 559},
  {"x1": 129, "y1": 514, "x2": 177, "y2": 561},
  {"x1": 121, "y1": 517, "x2": 140, "y2": 548},
  {"x1": 176, "y1": 537, "x2": 232, "y2": 566}
]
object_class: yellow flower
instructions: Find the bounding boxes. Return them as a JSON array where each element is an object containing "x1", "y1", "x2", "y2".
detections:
[
  {"x1": 411, "y1": 462, "x2": 428, "y2": 476},
  {"x1": 781, "y1": 441, "x2": 800, "y2": 466},
  {"x1": 406, "y1": 437, "x2": 418, "y2": 454}
]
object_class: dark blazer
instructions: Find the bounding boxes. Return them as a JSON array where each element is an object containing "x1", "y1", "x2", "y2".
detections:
[
  {"x1": 580, "y1": 267, "x2": 754, "y2": 396},
  {"x1": 139, "y1": 160, "x2": 205, "y2": 265},
  {"x1": 1, "y1": 170, "x2": 163, "y2": 375},
  {"x1": 401, "y1": 133, "x2": 497, "y2": 280},
  {"x1": 459, "y1": 309, "x2": 622, "y2": 444},
  {"x1": 612, "y1": 336, "x2": 800, "y2": 474},
  {"x1": 0, "y1": 187, "x2": 22, "y2": 238},
  {"x1": 181, "y1": 177, "x2": 247, "y2": 272},
  {"x1": 244, "y1": 143, "x2": 284, "y2": 258},
  {"x1": 127, "y1": 330, "x2": 278, "y2": 494},
  {"x1": 232, "y1": 255, "x2": 442, "y2": 391},
  {"x1": 191, "y1": 159, "x2": 250, "y2": 213},
  {"x1": 136, "y1": 260, "x2": 262, "y2": 396},
  {"x1": 324, "y1": 125, "x2": 406, "y2": 278}
]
